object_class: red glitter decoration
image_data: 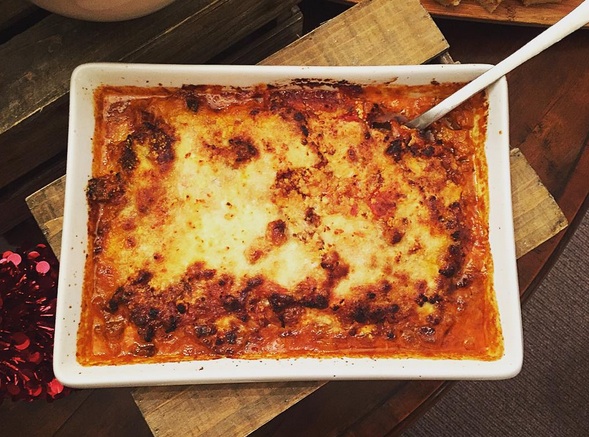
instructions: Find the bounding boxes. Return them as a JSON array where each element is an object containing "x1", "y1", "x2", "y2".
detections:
[{"x1": 0, "y1": 244, "x2": 71, "y2": 403}]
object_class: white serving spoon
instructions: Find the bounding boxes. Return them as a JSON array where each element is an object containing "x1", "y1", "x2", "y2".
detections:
[{"x1": 407, "y1": 0, "x2": 589, "y2": 130}]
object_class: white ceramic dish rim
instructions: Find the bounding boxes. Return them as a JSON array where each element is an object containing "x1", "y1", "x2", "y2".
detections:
[{"x1": 54, "y1": 63, "x2": 523, "y2": 388}]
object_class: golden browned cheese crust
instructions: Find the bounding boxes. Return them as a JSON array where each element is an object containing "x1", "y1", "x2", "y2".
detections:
[{"x1": 79, "y1": 80, "x2": 503, "y2": 365}]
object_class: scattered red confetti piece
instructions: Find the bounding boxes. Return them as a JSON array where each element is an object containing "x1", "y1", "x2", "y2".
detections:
[
  {"x1": 0, "y1": 244, "x2": 71, "y2": 403},
  {"x1": 35, "y1": 261, "x2": 51, "y2": 275},
  {"x1": 27, "y1": 251, "x2": 40, "y2": 260},
  {"x1": 46, "y1": 378, "x2": 65, "y2": 397},
  {"x1": 6, "y1": 253, "x2": 22, "y2": 266},
  {"x1": 27, "y1": 351, "x2": 43, "y2": 364},
  {"x1": 12, "y1": 332, "x2": 31, "y2": 351}
]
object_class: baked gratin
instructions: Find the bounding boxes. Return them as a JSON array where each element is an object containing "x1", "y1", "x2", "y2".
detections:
[{"x1": 79, "y1": 79, "x2": 503, "y2": 365}]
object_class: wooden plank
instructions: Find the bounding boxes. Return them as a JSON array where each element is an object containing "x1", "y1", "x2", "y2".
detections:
[
  {"x1": 0, "y1": 389, "x2": 93, "y2": 437},
  {"x1": 0, "y1": 153, "x2": 66, "y2": 236},
  {"x1": 261, "y1": 0, "x2": 447, "y2": 66},
  {"x1": 24, "y1": 175, "x2": 66, "y2": 257},
  {"x1": 421, "y1": 0, "x2": 587, "y2": 28},
  {"x1": 0, "y1": 0, "x2": 37, "y2": 23},
  {"x1": 208, "y1": 7, "x2": 304, "y2": 65},
  {"x1": 510, "y1": 148, "x2": 568, "y2": 258},
  {"x1": 0, "y1": 0, "x2": 300, "y2": 191},
  {"x1": 0, "y1": 0, "x2": 42, "y2": 37},
  {"x1": 133, "y1": 382, "x2": 322, "y2": 437},
  {"x1": 54, "y1": 388, "x2": 152, "y2": 437},
  {"x1": 333, "y1": 0, "x2": 588, "y2": 28},
  {"x1": 250, "y1": 380, "x2": 446, "y2": 436}
]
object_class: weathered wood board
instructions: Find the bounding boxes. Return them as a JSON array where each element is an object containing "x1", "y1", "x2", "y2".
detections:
[
  {"x1": 510, "y1": 148, "x2": 568, "y2": 258},
  {"x1": 261, "y1": 0, "x2": 447, "y2": 66},
  {"x1": 336, "y1": 0, "x2": 588, "y2": 28},
  {"x1": 421, "y1": 0, "x2": 587, "y2": 28}
]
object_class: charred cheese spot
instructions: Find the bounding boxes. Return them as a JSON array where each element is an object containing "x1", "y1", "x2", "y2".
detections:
[
  {"x1": 320, "y1": 251, "x2": 349, "y2": 285},
  {"x1": 87, "y1": 173, "x2": 124, "y2": 203},
  {"x1": 205, "y1": 136, "x2": 259, "y2": 168},
  {"x1": 304, "y1": 207, "x2": 321, "y2": 227},
  {"x1": 266, "y1": 219, "x2": 288, "y2": 246},
  {"x1": 119, "y1": 137, "x2": 138, "y2": 171},
  {"x1": 229, "y1": 137, "x2": 259, "y2": 165},
  {"x1": 131, "y1": 113, "x2": 177, "y2": 169}
]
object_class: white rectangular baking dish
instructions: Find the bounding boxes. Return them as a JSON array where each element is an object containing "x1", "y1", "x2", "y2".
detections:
[{"x1": 54, "y1": 63, "x2": 523, "y2": 388}]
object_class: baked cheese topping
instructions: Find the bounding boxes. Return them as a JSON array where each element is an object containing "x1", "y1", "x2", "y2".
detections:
[{"x1": 79, "y1": 80, "x2": 503, "y2": 364}]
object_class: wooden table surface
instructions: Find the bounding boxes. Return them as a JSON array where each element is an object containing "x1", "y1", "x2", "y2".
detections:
[{"x1": 2, "y1": 1, "x2": 589, "y2": 436}]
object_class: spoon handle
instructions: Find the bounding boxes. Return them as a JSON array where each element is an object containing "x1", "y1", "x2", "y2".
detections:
[{"x1": 407, "y1": 0, "x2": 589, "y2": 130}]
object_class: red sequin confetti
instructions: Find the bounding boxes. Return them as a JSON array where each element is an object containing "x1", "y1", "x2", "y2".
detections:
[
  {"x1": 35, "y1": 261, "x2": 50, "y2": 275},
  {"x1": 0, "y1": 244, "x2": 71, "y2": 403}
]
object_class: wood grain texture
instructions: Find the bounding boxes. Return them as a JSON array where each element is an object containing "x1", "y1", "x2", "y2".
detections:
[
  {"x1": 0, "y1": 387, "x2": 152, "y2": 437},
  {"x1": 0, "y1": 0, "x2": 301, "y2": 235},
  {"x1": 0, "y1": 389, "x2": 93, "y2": 437},
  {"x1": 0, "y1": 150, "x2": 66, "y2": 235},
  {"x1": 335, "y1": 0, "x2": 587, "y2": 28},
  {"x1": 421, "y1": 0, "x2": 587, "y2": 27},
  {"x1": 54, "y1": 388, "x2": 154, "y2": 437},
  {"x1": 510, "y1": 148, "x2": 568, "y2": 258},
  {"x1": 208, "y1": 7, "x2": 304, "y2": 65},
  {"x1": 261, "y1": 0, "x2": 448, "y2": 66},
  {"x1": 24, "y1": 175, "x2": 66, "y2": 258},
  {"x1": 133, "y1": 382, "x2": 322, "y2": 437},
  {"x1": 0, "y1": 0, "x2": 298, "y2": 137},
  {"x1": 0, "y1": 0, "x2": 42, "y2": 37},
  {"x1": 251, "y1": 380, "x2": 449, "y2": 436}
]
